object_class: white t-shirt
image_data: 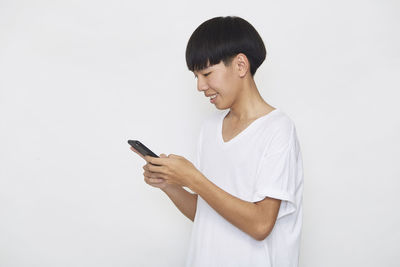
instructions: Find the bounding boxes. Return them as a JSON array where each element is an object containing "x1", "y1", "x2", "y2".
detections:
[{"x1": 185, "y1": 108, "x2": 304, "y2": 267}]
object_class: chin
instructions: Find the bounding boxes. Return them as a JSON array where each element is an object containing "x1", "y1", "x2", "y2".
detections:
[{"x1": 215, "y1": 104, "x2": 228, "y2": 110}]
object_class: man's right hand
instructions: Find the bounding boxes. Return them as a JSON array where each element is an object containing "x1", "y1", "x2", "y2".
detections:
[{"x1": 129, "y1": 147, "x2": 174, "y2": 190}]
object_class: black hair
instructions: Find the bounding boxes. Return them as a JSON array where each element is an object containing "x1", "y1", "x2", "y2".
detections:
[{"x1": 185, "y1": 16, "x2": 266, "y2": 77}]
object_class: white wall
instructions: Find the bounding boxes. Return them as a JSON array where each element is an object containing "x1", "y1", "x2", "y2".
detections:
[{"x1": 1, "y1": 0, "x2": 399, "y2": 266}]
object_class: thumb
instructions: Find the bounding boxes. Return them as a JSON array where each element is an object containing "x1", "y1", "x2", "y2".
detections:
[{"x1": 160, "y1": 153, "x2": 168, "y2": 158}]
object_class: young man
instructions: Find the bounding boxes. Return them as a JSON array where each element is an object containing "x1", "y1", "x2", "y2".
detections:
[{"x1": 130, "y1": 16, "x2": 304, "y2": 267}]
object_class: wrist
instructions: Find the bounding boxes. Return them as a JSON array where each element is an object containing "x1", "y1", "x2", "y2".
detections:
[
  {"x1": 161, "y1": 183, "x2": 181, "y2": 194},
  {"x1": 188, "y1": 171, "x2": 205, "y2": 193}
]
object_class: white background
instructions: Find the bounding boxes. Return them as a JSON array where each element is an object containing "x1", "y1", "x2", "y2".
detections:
[{"x1": 1, "y1": 0, "x2": 399, "y2": 266}]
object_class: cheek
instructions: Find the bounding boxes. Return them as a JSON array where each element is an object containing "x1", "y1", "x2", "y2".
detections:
[
  {"x1": 211, "y1": 75, "x2": 227, "y2": 92},
  {"x1": 215, "y1": 79, "x2": 232, "y2": 96}
]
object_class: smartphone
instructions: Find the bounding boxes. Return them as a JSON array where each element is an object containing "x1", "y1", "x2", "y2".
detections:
[{"x1": 128, "y1": 140, "x2": 160, "y2": 158}]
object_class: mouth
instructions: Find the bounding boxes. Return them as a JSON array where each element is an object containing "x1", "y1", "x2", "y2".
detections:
[{"x1": 209, "y1": 93, "x2": 218, "y2": 103}]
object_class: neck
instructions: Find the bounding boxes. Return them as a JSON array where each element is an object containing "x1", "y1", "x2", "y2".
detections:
[{"x1": 227, "y1": 77, "x2": 274, "y2": 122}]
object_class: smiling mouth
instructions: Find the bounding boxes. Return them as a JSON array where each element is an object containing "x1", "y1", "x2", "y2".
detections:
[{"x1": 210, "y1": 93, "x2": 218, "y2": 103}]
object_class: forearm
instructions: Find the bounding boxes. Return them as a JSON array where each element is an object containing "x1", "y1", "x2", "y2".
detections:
[
  {"x1": 162, "y1": 184, "x2": 198, "y2": 221},
  {"x1": 189, "y1": 173, "x2": 264, "y2": 240}
]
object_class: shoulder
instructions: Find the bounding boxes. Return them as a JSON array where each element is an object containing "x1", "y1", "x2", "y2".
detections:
[
  {"x1": 265, "y1": 109, "x2": 295, "y2": 137},
  {"x1": 262, "y1": 109, "x2": 298, "y2": 155}
]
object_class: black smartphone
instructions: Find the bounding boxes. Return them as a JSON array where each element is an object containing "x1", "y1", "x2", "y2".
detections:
[{"x1": 128, "y1": 140, "x2": 160, "y2": 158}]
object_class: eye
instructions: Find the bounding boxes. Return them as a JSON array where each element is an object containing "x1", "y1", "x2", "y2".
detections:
[{"x1": 193, "y1": 71, "x2": 211, "y2": 79}]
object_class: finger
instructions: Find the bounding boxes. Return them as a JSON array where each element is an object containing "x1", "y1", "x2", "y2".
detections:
[
  {"x1": 144, "y1": 170, "x2": 163, "y2": 178},
  {"x1": 144, "y1": 155, "x2": 164, "y2": 165},
  {"x1": 160, "y1": 153, "x2": 167, "y2": 158},
  {"x1": 144, "y1": 174, "x2": 165, "y2": 184},
  {"x1": 148, "y1": 177, "x2": 165, "y2": 183},
  {"x1": 146, "y1": 163, "x2": 164, "y2": 173},
  {"x1": 130, "y1": 147, "x2": 146, "y2": 160}
]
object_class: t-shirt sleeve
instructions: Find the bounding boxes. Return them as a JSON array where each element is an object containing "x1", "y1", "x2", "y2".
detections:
[{"x1": 252, "y1": 122, "x2": 300, "y2": 220}]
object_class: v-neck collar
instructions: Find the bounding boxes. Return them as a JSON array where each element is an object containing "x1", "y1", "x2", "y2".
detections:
[{"x1": 218, "y1": 108, "x2": 280, "y2": 146}]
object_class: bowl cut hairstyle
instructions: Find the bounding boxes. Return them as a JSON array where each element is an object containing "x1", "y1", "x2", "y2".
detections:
[{"x1": 185, "y1": 16, "x2": 267, "y2": 77}]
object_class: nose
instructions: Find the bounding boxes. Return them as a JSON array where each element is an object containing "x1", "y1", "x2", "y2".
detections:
[{"x1": 197, "y1": 76, "x2": 209, "y2": 92}]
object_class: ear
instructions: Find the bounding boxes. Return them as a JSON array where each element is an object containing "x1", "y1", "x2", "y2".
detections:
[{"x1": 235, "y1": 53, "x2": 250, "y2": 78}]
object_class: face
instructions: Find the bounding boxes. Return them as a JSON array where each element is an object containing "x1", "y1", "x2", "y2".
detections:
[{"x1": 193, "y1": 59, "x2": 240, "y2": 109}]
